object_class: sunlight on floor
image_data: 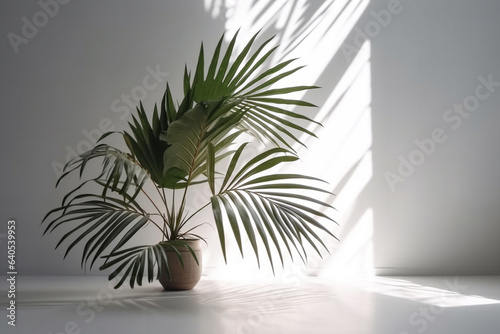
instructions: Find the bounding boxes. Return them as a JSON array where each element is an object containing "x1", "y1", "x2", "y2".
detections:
[
  {"x1": 10, "y1": 275, "x2": 500, "y2": 334},
  {"x1": 352, "y1": 276, "x2": 500, "y2": 307}
]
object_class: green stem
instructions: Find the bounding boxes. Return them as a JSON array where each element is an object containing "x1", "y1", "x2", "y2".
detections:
[
  {"x1": 148, "y1": 216, "x2": 167, "y2": 236},
  {"x1": 140, "y1": 188, "x2": 165, "y2": 221},
  {"x1": 176, "y1": 183, "x2": 190, "y2": 234},
  {"x1": 170, "y1": 187, "x2": 177, "y2": 239},
  {"x1": 157, "y1": 186, "x2": 170, "y2": 242}
]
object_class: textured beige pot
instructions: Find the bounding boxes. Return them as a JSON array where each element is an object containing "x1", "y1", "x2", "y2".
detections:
[{"x1": 158, "y1": 239, "x2": 202, "y2": 290}]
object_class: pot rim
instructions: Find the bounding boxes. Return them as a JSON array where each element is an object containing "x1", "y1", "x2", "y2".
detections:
[
  {"x1": 158, "y1": 239, "x2": 202, "y2": 251},
  {"x1": 159, "y1": 238, "x2": 201, "y2": 244}
]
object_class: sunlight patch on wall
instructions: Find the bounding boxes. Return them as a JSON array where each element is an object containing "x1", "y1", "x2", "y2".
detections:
[
  {"x1": 307, "y1": 40, "x2": 374, "y2": 278},
  {"x1": 296, "y1": 40, "x2": 372, "y2": 174},
  {"x1": 202, "y1": 0, "x2": 374, "y2": 278},
  {"x1": 320, "y1": 207, "x2": 374, "y2": 279}
]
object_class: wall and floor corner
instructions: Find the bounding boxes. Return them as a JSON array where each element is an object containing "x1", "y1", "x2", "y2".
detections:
[{"x1": 1, "y1": 0, "x2": 500, "y2": 279}]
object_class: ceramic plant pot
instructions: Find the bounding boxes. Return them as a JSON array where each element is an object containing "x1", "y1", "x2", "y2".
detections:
[{"x1": 158, "y1": 239, "x2": 202, "y2": 290}]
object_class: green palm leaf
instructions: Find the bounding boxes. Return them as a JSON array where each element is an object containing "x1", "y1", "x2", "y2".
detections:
[
  {"x1": 42, "y1": 194, "x2": 154, "y2": 270},
  {"x1": 161, "y1": 98, "x2": 245, "y2": 187},
  {"x1": 184, "y1": 30, "x2": 320, "y2": 151},
  {"x1": 121, "y1": 86, "x2": 175, "y2": 185},
  {"x1": 208, "y1": 144, "x2": 337, "y2": 271},
  {"x1": 57, "y1": 144, "x2": 149, "y2": 202}
]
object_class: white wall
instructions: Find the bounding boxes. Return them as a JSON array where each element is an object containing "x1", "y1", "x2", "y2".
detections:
[
  {"x1": 368, "y1": 0, "x2": 500, "y2": 274},
  {"x1": 0, "y1": 0, "x2": 224, "y2": 275},
  {"x1": 1, "y1": 0, "x2": 499, "y2": 278}
]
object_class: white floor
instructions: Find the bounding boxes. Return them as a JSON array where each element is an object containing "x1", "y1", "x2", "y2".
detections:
[{"x1": 2, "y1": 275, "x2": 500, "y2": 333}]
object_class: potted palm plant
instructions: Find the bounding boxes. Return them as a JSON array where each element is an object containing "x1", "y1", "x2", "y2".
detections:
[{"x1": 42, "y1": 31, "x2": 337, "y2": 290}]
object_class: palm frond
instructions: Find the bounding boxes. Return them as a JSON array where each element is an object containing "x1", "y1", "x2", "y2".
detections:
[
  {"x1": 184, "y1": 31, "x2": 320, "y2": 151},
  {"x1": 161, "y1": 98, "x2": 245, "y2": 187},
  {"x1": 42, "y1": 194, "x2": 154, "y2": 270},
  {"x1": 122, "y1": 86, "x2": 176, "y2": 185},
  {"x1": 58, "y1": 144, "x2": 149, "y2": 201},
  {"x1": 208, "y1": 144, "x2": 336, "y2": 271}
]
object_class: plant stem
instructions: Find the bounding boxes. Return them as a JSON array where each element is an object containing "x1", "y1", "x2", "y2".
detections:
[
  {"x1": 156, "y1": 186, "x2": 170, "y2": 242},
  {"x1": 177, "y1": 184, "x2": 189, "y2": 231},
  {"x1": 140, "y1": 188, "x2": 165, "y2": 221},
  {"x1": 162, "y1": 187, "x2": 169, "y2": 217},
  {"x1": 148, "y1": 217, "x2": 167, "y2": 236},
  {"x1": 170, "y1": 187, "x2": 177, "y2": 239}
]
